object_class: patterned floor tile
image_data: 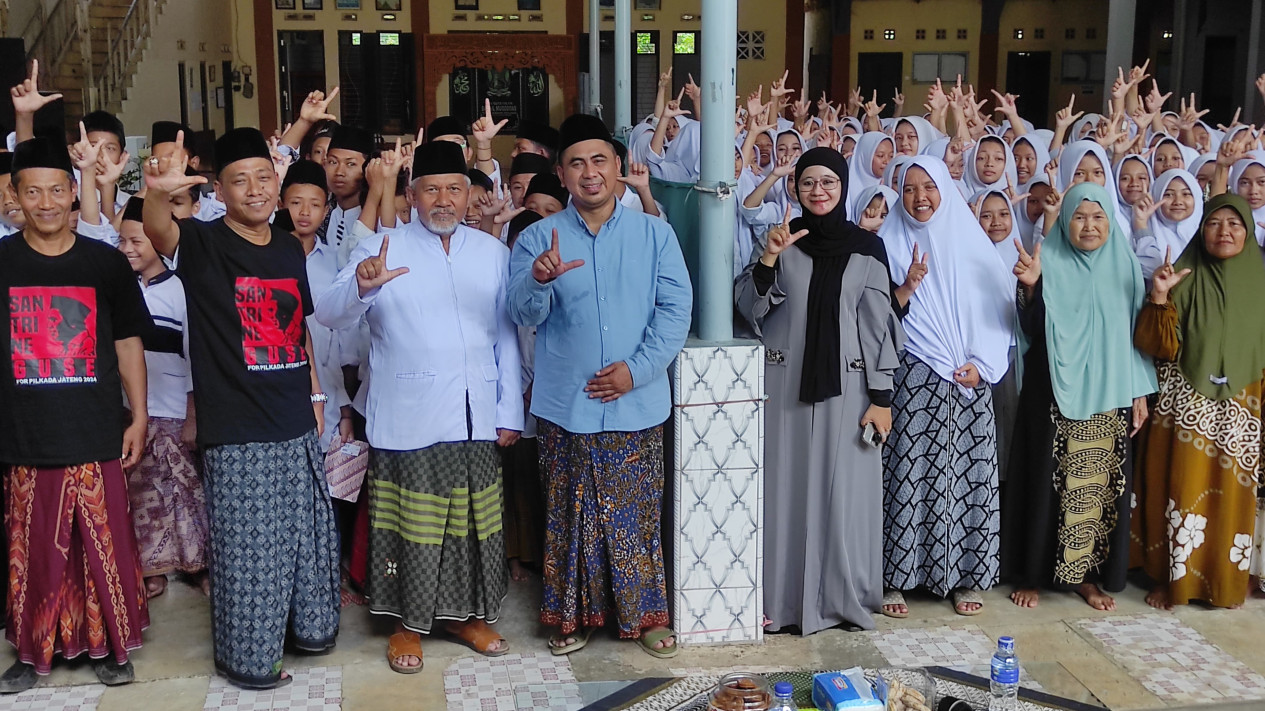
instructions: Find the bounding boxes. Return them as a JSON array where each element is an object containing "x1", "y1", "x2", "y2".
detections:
[
  {"x1": 0, "y1": 685, "x2": 104, "y2": 711},
  {"x1": 203, "y1": 666, "x2": 341, "y2": 711},
  {"x1": 443, "y1": 652, "x2": 576, "y2": 711},
  {"x1": 869, "y1": 625, "x2": 1041, "y2": 689},
  {"x1": 1075, "y1": 614, "x2": 1265, "y2": 704},
  {"x1": 510, "y1": 682, "x2": 583, "y2": 710}
]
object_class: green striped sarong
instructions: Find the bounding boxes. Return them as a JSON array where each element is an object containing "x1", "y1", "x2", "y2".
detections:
[{"x1": 366, "y1": 441, "x2": 506, "y2": 633}]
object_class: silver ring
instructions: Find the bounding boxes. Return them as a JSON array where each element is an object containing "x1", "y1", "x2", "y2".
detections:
[{"x1": 148, "y1": 158, "x2": 159, "y2": 166}]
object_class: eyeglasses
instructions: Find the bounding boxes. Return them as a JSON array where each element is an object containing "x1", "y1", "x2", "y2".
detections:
[{"x1": 798, "y1": 177, "x2": 840, "y2": 192}]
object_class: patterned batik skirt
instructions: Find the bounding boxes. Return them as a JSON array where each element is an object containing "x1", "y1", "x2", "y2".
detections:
[
  {"x1": 202, "y1": 431, "x2": 340, "y2": 687},
  {"x1": 883, "y1": 352, "x2": 1000, "y2": 596},
  {"x1": 126, "y1": 417, "x2": 209, "y2": 577},
  {"x1": 5, "y1": 460, "x2": 149, "y2": 675},
  {"x1": 537, "y1": 420, "x2": 669, "y2": 639},
  {"x1": 367, "y1": 441, "x2": 506, "y2": 633}
]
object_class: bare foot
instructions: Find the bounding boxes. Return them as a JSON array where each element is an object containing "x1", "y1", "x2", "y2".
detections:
[
  {"x1": 1076, "y1": 582, "x2": 1115, "y2": 611},
  {"x1": 144, "y1": 576, "x2": 167, "y2": 599},
  {"x1": 1145, "y1": 584, "x2": 1174, "y2": 611},
  {"x1": 509, "y1": 558, "x2": 529, "y2": 582},
  {"x1": 1010, "y1": 588, "x2": 1040, "y2": 608}
]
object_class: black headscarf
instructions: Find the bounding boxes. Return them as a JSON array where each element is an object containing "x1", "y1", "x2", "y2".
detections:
[{"x1": 789, "y1": 147, "x2": 890, "y2": 404}]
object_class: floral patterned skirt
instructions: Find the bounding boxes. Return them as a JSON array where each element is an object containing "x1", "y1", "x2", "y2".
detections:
[
  {"x1": 125, "y1": 417, "x2": 209, "y2": 576},
  {"x1": 1131, "y1": 363, "x2": 1261, "y2": 608},
  {"x1": 537, "y1": 420, "x2": 669, "y2": 639}
]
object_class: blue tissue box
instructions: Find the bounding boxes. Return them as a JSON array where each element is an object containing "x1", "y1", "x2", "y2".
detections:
[{"x1": 812, "y1": 669, "x2": 884, "y2": 711}]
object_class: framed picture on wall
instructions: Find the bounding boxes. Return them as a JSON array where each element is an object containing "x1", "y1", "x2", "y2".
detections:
[
  {"x1": 336, "y1": 0, "x2": 359, "y2": 8},
  {"x1": 275, "y1": 0, "x2": 296, "y2": 9},
  {"x1": 634, "y1": 0, "x2": 660, "y2": 8},
  {"x1": 376, "y1": 0, "x2": 402, "y2": 10},
  {"x1": 517, "y1": 0, "x2": 541, "y2": 10},
  {"x1": 302, "y1": 0, "x2": 322, "y2": 9},
  {"x1": 455, "y1": 0, "x2": 478, "y2": 9}
]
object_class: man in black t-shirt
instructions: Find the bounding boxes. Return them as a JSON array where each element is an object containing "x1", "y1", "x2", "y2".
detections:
[
  {"x1": 0, "y1": 136, "x2": 152, "y2": 693},
  {"x1": 141, "y1": 127, "x2": 339, "y2": 691}
]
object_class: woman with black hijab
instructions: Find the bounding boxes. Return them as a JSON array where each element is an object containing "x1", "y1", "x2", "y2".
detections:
[{"x1": 736, "y1": 147, "x2": 908, "y2": 633}]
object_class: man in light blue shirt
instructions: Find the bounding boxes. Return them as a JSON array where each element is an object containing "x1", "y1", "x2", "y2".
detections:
[{"x1": 507, "y1": 113, "x2": 691, "y2": 659}]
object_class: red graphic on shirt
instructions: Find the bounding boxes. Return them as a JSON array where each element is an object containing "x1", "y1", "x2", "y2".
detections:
[
  {"x1": 9, "y1": 286, "x2": 99, "y2": 385},
  {"x1": 234, "y1": 277, "x2": 308, "y2": 371}
]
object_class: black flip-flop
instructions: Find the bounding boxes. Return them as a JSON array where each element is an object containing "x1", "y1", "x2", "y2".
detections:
[
  {"x1": 0, "y1": 662, "x2": 37, "y2": 694},
  {"x1": 91, "y1": 658, "x2": 135, "y2": 686},
  {"x1": 215, "y1": 663, "x2": 294, "y2": 690}
]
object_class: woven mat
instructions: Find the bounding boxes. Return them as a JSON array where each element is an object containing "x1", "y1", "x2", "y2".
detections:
[{"x1": 612, "y1": 667, "x2": 1103, "y2": 711}]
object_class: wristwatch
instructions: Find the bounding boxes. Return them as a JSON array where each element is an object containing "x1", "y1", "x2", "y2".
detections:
[{"x1": 311, "y1": 392, "x2": 329, "y2": 404}]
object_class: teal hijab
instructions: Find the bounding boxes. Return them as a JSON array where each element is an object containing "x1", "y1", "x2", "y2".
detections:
[{"x1": 1041, "y1": 182, "x2": 1158, "y2": 420}]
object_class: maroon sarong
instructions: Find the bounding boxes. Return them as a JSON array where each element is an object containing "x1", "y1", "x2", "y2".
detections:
[{"x1": 5, "y1": 460, "x2": 149, "y2": 674}]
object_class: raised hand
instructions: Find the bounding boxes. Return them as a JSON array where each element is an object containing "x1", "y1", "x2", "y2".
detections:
[
  {"x1": 859, "y1": 201, "x2": 885, "y2": 232},
  {"x1": 1178, "y1": 93, "x2": 1210, "y2": 130},
  {"x1": 892, "y1": 88, "x2": 906, "y2": 109},
  {"x1": 379, "y1": 137, "x2": 404, "y2": 180},
  {"x1": 472, "y1": 98, "x2": 509, "y2": 144},
  {"x1": 746, "y1": 85, "x2": 765, "y2": 119},
  {"x1": 356, "y1": 235, "x2": 410, "y2": 296},
  {"x1": 1145, "y1": 80, "x2": 1172, "y2": 114},
  {"x1": 1042, "y1": 174, "x2": 1064, "y2": 220},
  {"x1": 1111, "y1": 67, "x2": 1131, "y2": 103},
  {"x1": 1216, "y1": 107, "x2": 1243, "y2": 133},
  {"x1": 770, "y1": 70, "x2": 792, "y2": 98},
  {"x1": 760, "y1": 204, "x2": 809, "y2": 265},
  {"x1": 1131, "y1": 192, "x2": 1171, "y2": 230},
  {"x1": 927, "y1": 79, "x2": 949, "y2": 113},
  {"x1": 991, "y1": 89, "x2": 1020, "y2": 117},
  {"x1": 662, "y1": 87, "x2": 692, "y2": 120},
  {"x1": 848, "y1": 86, "x2": 863, "y2": 115},
  {"x1": 1128, "y1": 59, "x2": 1151, "y2": 87},
  {"x1": 1013, "y1": 238, "x2": 1042, "y2": 288},
  {"x1": 770, "y1": 153, "x2": 796, "y2": 178},
  {"x1": 492, "y1": 204, "x2": 527, "y2": 226},
  {"x1": 476, "y1": 190, "x2": 509, "y2": 218},
  {"x1": 657, "y1": 67, "x2": 674, "y2": 92},
  {"x1": 1215, "y1": 133, "x2": 1248, "y2": 168},
  {"x1": 684, "y1": 73, "x2": 702, "y2": 107},
  {"x1": 903, "y1": 243, "x2": 929, "y2": 292},
  {"x1": 817, "y1": 90, "x2": 831, "y2": 116},
  {"x1": 863, "y1": 90, "x2": 887, "y2": 117},
  {"x1": 142, "y1": 131, "x2": 208, "y2": 195},
  {"x1": 532, "y1": 228, "x2": 586, "y2": 283},
  {"x1": 617, "y1": 161, "x2": 651, "y2": 191},
  {"x1": 1055, "y1": 95, "x2": 1083, "y2": 130},
  {"x1": 10, "y1": 60, "x2": 62, "y2": 116},
  {"x1": 96, "y1": 150, "x2": 130, "y2": 188},
  {"x1": 298, "y1": 87, "x2": 340, "y2": 123},
  {"x1": 69, "y1": 122, "x2": 102, "y2": 174},
  {"x1": 1150, "y1": 246, "x2": 1192, "y2": 302},
  {"x1": 792, "y1": 87, "x2": 811, "y2": 120}
]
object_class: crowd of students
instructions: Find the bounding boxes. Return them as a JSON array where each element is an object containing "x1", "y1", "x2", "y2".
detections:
[{"x1": 1, "y1": 51, "x2": 1264, "y2": 693}]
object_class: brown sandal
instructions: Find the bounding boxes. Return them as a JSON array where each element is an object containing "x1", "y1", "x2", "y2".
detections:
[
  {"x1": 446, "y1": 619, "x2": 509, "y2": 657},
  {"x1": 386, "y1": 630, "x2": 423, "y2": 674}
]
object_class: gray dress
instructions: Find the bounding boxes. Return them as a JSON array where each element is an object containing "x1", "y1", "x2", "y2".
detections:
[{"x1": 736, "y1": 239, "x2": 904, "y2": 633}]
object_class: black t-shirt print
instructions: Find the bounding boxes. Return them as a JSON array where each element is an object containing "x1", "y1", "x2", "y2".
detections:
[
  {"x1": 235, "y1": 276, "x2": 309, "y2": 371},
  {"x1": 10, "y1": 286, "x2": 99, "y2": 384},
  {"x1": 175, "y1": 218, "x2": 316, "y2": 447},
  {"x1": 0, "y1": 233, "x2": 152, "y2": 466}
]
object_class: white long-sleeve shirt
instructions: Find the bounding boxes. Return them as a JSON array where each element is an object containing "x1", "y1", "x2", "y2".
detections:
[
  {"x1": 305, "y1": 238, "x2": 353, "y2": 451},
  {"x1": 314, "y1": 222, "x2": 523, "y2": 451}
]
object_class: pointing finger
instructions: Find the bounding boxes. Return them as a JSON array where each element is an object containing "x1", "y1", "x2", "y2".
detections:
[
  {"x1": 325, "y1": 86, "x2": 340, "y2": 104},
  {"x1": 1163, "y1": 245, "x2": 1172, "y2": 265},
  {"x1": 782, "y1": 202, "x2": 792, "y2": 227},
  {"x1": 78, "y1": 121, "x2": 88, "y2": 144},
  {"x1": 378, "y1": 234, "x2": 390, "y2": 260},
  {"x1": 911, "y1": 243, "x2": 920, "y2": 263},
  {"x1": 550, "y1": 228, "x2": 560, "y2": 255},
  {"x1": 485, "y1": 98, "x2": 493, "y2": 119},
  {"x1": 920, "y1": 250, "x2": 929, "y2": 265},
  {"x1": 676, "y1": 87, "x2": 686, "y2": 105}
]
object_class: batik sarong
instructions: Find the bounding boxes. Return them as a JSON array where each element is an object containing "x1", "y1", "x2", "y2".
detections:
[
  {"x1": 537, "y1": 420, "x2": 669, "y2": 639},
  {"x1": 126, "y1": 417, "x2": 209, "y2": 576},
  {"x1": 202, "y1": 430, "x2": 339, "y2": 687},
  {"x1": 6, "y1": 460, "x2": 149, "y2": 675},
  {"x1": 367, "y1": 441, "x2": 506, "y2": 633}
]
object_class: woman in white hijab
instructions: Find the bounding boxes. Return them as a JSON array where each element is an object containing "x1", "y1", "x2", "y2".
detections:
[
  {"x1": 1228, "y1": 151, "x2": 1265, "y2": 244},
  {"x1": 846, "y1": 133, "x2": 896, "y2": 219},
  {"x1": 1115, "y1": 154, "x2": 1151, "y2": 249},
  {"x1": 891, "y1": 116, "x2": 939, "y2": 157},
  {"x1": 878, "y1": 156, "x2": 1014, "y2": 618},
  {"x1": 1151, "y1": 136, "x2": 1197, "y2": 175},
  {"x1": 883, "y1": 154, "x2": 915, "y2": 190},
  {"x1": 1189, "y1": 153, "x2": 1217, "y2": 196}
]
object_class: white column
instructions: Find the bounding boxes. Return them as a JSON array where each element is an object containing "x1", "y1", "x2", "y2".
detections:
[
  {"x1": 1103, "y1": 0, "x2": 1137, "y2": 110},
  {"x1": 588, "y1": 0, "x2": 601, "y2": 117},
  {"x1": 613, "y1": 0, "x2": 632, "y2": 138}
]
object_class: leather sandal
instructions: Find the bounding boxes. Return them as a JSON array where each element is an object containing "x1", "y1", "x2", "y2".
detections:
[
  {"x1": 446, "y1": 619, "x2": 509, "y2": 657},
  {"x1": 387, "y1": 630, "x2": 424, "y2": 674}
]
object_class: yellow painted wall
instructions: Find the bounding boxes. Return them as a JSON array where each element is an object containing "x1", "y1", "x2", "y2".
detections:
[
  {"x1": 116, "y1": 1, "x2": 236, "y2": 139},
  {"x1": 850, "y1": 0, "x2": 982, "y2": 110},
  {"x1": 997, "y1": 0, "x2": 1109, "y2": 123}
]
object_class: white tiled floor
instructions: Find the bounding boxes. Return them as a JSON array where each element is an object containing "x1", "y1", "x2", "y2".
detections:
[
  {"x1": 1075, "y1": 614, "x2": 1265, "y2": 704},
  {"x1": 202, "y1": 666, "x2": 341, "y2": 711},
  {"x1": 442, "y1": 652, "x2": 576, "y2": 711},
  {"x1": 0, "y1": 684, "x2": 103, "y2": 711}
]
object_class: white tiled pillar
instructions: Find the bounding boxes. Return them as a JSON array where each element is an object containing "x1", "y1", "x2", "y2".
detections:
[{"x1": 670, "y1": 340, "x2": 764, "y2": 646}]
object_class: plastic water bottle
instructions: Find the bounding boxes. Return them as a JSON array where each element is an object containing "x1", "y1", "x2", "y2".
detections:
[
  {"x1": 770, "y1": 681, "x2": 795, "y2": 711},
  {"x1": 989, "y1": 636, "x2": 1020, "y2": 711}
]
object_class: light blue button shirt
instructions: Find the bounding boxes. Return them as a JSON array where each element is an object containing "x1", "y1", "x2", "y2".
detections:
[{"x1": 508, "y1": 201, "x2": 692, "y2": 434}]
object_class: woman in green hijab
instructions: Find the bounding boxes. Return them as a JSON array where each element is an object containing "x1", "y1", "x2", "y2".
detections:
[
  {"x1": 1132, "y1": 194, "x2": 1265, "y2": 610},
  {"x1": 1001, "y1": 182, "x2": 1158, "y2": 611}
]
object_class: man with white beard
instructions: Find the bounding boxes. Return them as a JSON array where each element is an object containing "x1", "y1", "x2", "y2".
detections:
[{"x1": 314, "y1": 140, "x2": 522, "y2": 673}]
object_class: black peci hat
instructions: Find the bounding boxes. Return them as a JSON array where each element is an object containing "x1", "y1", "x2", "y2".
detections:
[
  {"x1": 213, "y1": 127, "x2": 272, "y2": 175},
  {"x1": 425, "y1": 116, "x2": 468, "y2": 142},
  {"x1": 412, "y1": 140, "x2": 468, "y2": 178},
  {"x1": 12, "y1": 136, "x2": 73, "y2": 178},
  {"x1": 282, "y1": 159, "x2": 329, "y2": 194}
]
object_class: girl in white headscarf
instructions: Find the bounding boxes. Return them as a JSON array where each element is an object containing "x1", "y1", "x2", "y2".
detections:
[
  {"x1": 852, "y1": 184, "x2": 898, "y2": 233},
  {"x1": 1151, "y1": 136, "x2": 1197, "y2": 175},
  {"x1": 878, "y1": 156, "x2": 1014, "y2": 619},
  {"x1": 963, "y1": 135, "x2": 1019, "y2": 196},
  {"x1": 883, "y1": 154, "x2": 915, "y2": 190},
  {"x1": 924, "y1": 137, "x2": 969, "y2": 198},
  {"x1": 846, "y1": 133, "x2": 896, "y2": 219},
  {"x1": 1189, "y1": 153, "x2": 1217, "y2": 196},
  {"x1": 1229, "y1": 152, "x2": 1265, "y2": 243},
  {"x1": 1137, "y1": 170, "x2": 1203, "y2": 258},
  {"x1": 1115, "y1": 154, "x2": 1151, "y2": 247},
  {"x1": 891, "y1": 116, "x2": 939, "y2": 157}
]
